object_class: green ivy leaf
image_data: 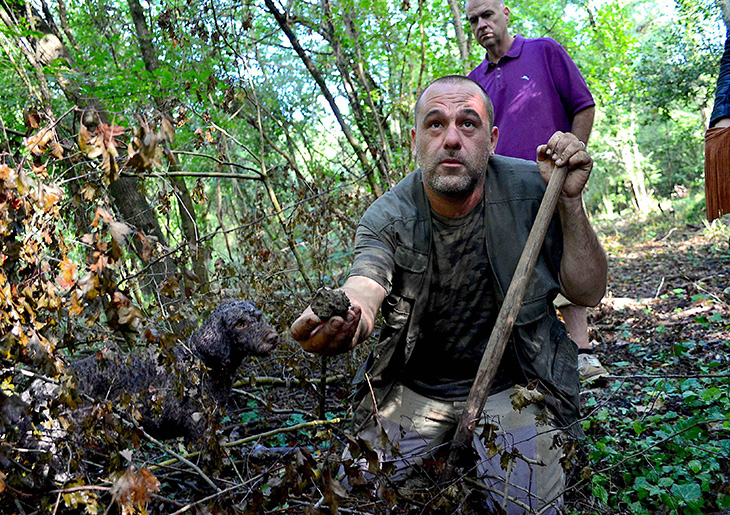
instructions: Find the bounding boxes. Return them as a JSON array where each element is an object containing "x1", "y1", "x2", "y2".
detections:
[
  {"x1": 718, "y1": 494, "x2": 730, "y2": 509},
  {"x1": 670, "y1": 482, "x2": 701, "y2": 504},
  {"x1": 700, "y1": 387, "x2": 722, "y2": 403}
]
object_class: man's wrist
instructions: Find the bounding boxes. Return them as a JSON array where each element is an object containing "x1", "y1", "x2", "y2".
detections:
[{"x1": 558, "y1": 194, "x2": 585, "y2": 215}]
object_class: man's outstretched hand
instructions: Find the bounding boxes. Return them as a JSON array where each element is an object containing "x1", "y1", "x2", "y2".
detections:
[{"x1": 290, "y1": 304, "x2": 362, "y2": 356}]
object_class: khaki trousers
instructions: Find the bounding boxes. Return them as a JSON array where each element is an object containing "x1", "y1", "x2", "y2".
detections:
[{"x1": 357, "y1": 383, "x2": 565, "y2": 514}]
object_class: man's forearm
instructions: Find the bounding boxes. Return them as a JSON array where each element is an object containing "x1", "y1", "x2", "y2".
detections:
[
  {"x1": 571, "y1": 106, "x2": 595, "y2": 145},
  {"x1": 557, "y1": 196, "x2": 607, "y2": 307},
  {"x1": 341, "y1": 275, "x2": 387, "y2": 344}
]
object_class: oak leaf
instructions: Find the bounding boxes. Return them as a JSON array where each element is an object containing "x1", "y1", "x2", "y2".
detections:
[
  {"x1": 111, "y1": 466, "x2": 160, "y2": 514},
  {"x1": 160, "y1": 117, "x2": 175, "y2": 143},
  {"x1": 126, "y1": 125, "x2": 161, "y2": 171},
  {"x1": 510, "y1": 384, "x2": 545, "y2": 411},
  {"x1": 51, "y1": 142, "x2": 64, "y2": 159},
  {"x1": 93, "y1": 207, "x2": 115, "y2": 226},
  {"x1": 0, "y1": 164, "x2": 11, "y2": 181},
  {"x1": 23, "y1": 127, "x2": 54, "y2": 155},
  {"x1": 81, "y1": 184, "x2": 97, "y2": 201}
]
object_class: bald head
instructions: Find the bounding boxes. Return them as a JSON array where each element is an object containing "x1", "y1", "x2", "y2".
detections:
[{"x1": 414, "y1": 75, "x2": 495, "y2": 129}]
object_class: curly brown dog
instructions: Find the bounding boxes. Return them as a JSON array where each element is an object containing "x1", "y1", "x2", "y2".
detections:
[{"x1": 71, "y1": 300, "x2": 279, "y2": 440}]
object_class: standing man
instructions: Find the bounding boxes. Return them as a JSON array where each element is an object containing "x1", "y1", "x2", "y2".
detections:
[
  {"x1": 466, "y1": 0, "x2": 607, "y2": 380},
  {"x1": 291, "y1": 76, "x2": 607, "y2": 513}
]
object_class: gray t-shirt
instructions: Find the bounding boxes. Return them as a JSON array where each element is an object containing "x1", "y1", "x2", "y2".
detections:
[{"x1": 401, "y1": 201, "x2": 518, "y2": 399}]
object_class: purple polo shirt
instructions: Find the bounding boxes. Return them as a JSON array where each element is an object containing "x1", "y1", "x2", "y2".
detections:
[{"x1": 469, "y1": 35, "x2": 594, "y2": 161}]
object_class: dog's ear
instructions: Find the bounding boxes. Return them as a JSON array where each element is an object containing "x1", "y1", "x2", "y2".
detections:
[{"x1": 192, "y1": 309, "x2": 231, "y2": 370}]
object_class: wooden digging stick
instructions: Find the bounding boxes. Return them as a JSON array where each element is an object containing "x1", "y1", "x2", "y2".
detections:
[{"x1": 441, "y1": 163, "x2": 569, "y2": 482}]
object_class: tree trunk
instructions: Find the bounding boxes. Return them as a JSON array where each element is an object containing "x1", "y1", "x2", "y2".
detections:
[
  {"x1": 127, "y1": 0, "x2": 209, "y2": 288},
  {"x1": 447, "y1": 0, "x2": 471, "y2": 73},
  {"x1": 0, "y1": 2, "x2": 179, "y2": 297}
]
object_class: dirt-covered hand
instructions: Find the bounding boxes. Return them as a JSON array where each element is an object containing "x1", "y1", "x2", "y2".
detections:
[
  {"x1": 536, "y1": 131, "x2": 593, "y2": 199},
  {"x1": 290, "y1": 304, "x2": 362, "y2": 356}
]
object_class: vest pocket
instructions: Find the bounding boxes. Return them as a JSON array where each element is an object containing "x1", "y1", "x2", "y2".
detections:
[
  {"x1": 382, "y1": 294, "x2": 411, "y2": 330},
  {"x1": 390, "y1": 246, "x2": 428, "y2": 299},
  {"x1": 513, "y1": 299, "x2": 550, "y2": 361}
]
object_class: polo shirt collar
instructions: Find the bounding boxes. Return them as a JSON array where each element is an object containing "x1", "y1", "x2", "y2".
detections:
[{"x1": 487, "y1": 34, "x2": 525, "y2": 68}]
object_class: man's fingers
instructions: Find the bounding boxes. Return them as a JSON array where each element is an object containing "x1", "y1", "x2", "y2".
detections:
[
  {"x1": 290, "y1": 313, "x2": 321, "y2": 341},
  {"x1": 551, "y1": 138, "x2": 586, "y2": 167},
  {"x1": 295, "y1": 305, "x2": 363, "y2": 355}
]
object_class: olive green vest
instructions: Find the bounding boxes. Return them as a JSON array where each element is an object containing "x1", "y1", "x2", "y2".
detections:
[{"x1": 352, "y1": 155, "x2": 582, "y2": 436}]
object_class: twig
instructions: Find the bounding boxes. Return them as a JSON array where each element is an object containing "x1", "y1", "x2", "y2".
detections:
[
  {"x1": 121, "y1": 170, "x2": 261, "y2": 181},
  {"x1": 462, "y1": 477, "x2": 545, "y2": 514},
  {"x1": 141, "y1": 431, "x2": 221, "y2": 493},
  {"x1": 224, "y1": 417, "x2": 345, "y2": 447},
  {"x1": 364, "y1": 372, "x2": 379, "y2": 416},
  {"x1": 51, "y1": 485, "x2": 111, "y2": 494},
  {"x1": 233, "y1": 374, "x2": 346, "y2": 388},
  {"x1": 168, "y1": 476, "x2": 264, "y2": 515},
  {"x1": 287, "y1": 498, "x2": 375, "y2": 514},
  {"x1": 2, "y1": 366, "x2": 60, "y2": 384},
  {"x1": 654, "y1": 276, "x2": 665, "y2": 298},
  {"x1": 151, "y1": 418, "x2": 347, "y2": 469},
  {"x1": 659, "y1": 227, "x2": 677, "y2": 241},
  {"x1": 232, "y1": 388, "x2": 310, "y2": 415}
]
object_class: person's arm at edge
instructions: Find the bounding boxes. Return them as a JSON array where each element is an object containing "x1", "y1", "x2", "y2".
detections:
[
  {"x1": 570, "y1": 106, "x2": 595, "y2": 145},
  {"x1": 538, "y1": 132, "x2": 607, "y2": 307},
  {"x1": 290, "y1": 275, "x2": 387, "y2": 356}
]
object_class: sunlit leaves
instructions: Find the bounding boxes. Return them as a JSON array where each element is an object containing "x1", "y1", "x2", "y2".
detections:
[
  {"x1": 78, "y1": 123, "x2": 126, "y2": 183},
  {"x1": 61, "y1": 479, "x2": 100, "y2": 514}
]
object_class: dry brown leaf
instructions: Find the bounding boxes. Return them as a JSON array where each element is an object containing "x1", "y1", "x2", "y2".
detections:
[
  {"x1": 57, "y1": 257, "x2": 77, "y2": 289},
  {"x1": 111, "y1": 466, "x2": 160, "y2": 514},
  {"x1": 81, "y1": 184, "x2": 97, "y2": 201},
  {"x1": 510, "y1": 384, "x2": 545, "y2": 411},
  {"x1": 160, "y1": 117, "x2": 175, "y2": 143},
  {"x1": 109, "y1": 221, "x2": 132, "y2": 245},
  {"x1": 0, "y1": 164, "x2": 12, "y2": 182},
  {"x1": 24, "y1": 127, "x2": 54, "y2": 155},
  {"x1": 23, "y1": 108, "x2": 40, "y2": 129},
  {"x1": 137, "y1": 231, "x2": 156, "y2": 262},
  {"x1": 94, "y1": 207, "x2": 115, "y2": 225},
  {"x1": 51, "y1": 142, "x2": 64, "y2": 159},
  {"x1": 34, "y1": 184, "x2": 63, "y2": 211}
]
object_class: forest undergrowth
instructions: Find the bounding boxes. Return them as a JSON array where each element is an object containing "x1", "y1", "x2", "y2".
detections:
[{"x1": 2, "y1": 206, "x2": 729, "y2": 514}]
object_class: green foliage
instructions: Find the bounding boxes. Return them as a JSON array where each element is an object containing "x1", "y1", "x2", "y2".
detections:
[
  {"x1": 584, "y1": 373, "x2": 730, "y2": 514},
  {"x1": 580, "y1": 307, "x2": 730, "y2": 515}
]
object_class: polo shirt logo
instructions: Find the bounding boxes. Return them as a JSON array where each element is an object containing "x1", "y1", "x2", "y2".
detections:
[{"x1": 521, "y1": 75, "x2": 530, "y2": 80}]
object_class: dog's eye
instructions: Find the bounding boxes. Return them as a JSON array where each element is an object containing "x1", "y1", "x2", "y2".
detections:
[{"x1": 235, "y1": 320, "x2": 248, "y2": 329}]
